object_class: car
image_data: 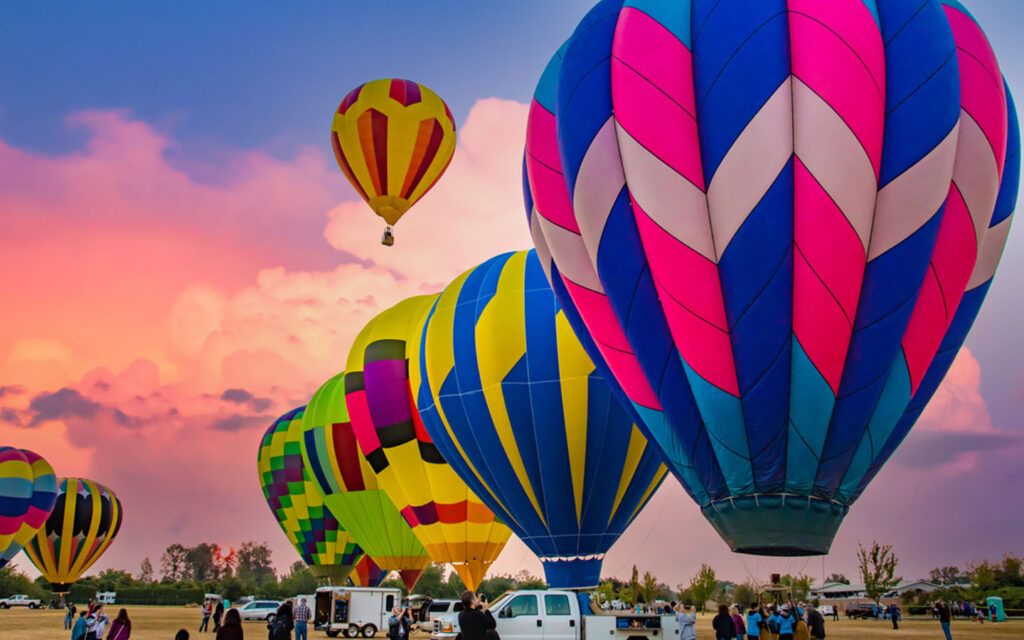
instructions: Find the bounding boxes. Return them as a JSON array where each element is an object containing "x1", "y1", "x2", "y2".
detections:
[
  {"x1": 0, "y1": 595, "x2": 43, "y2": 609},
  {"x1": 418, "y1": 600, "x2": 464, "y2": 632},
  {"x1": 237, "y1": 600, "x2": 282, "y2": 622},
  {"x1": 844, "y1": 602, "x2": 879, "y2": 619}
]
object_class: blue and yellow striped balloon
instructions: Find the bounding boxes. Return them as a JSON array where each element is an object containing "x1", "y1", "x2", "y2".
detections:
[{"x1": 414, "y1": 249, "x2": 667, "y2": 589}]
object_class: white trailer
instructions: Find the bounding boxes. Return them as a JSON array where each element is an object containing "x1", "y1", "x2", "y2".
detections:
[
  {"x1": 430, "y1": 590, "x2": 680, "y2": 640},
  {"x1": 314, "y1": 586, "x2": 403, "y2": 638}
]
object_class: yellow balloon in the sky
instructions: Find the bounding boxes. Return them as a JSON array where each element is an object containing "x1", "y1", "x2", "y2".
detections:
[{"x1": 331, "y1": 78, "x2": 456, "y2": 245}]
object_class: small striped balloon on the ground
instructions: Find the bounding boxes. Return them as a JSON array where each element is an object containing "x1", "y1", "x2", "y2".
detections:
[
  {"x1": 24, "y1": 478, "x2": 122, "y2": 592},
  {"x1": 345, "y1": 295, "x2": 512, "y2": 591},
  {"x1": 415, "y1": 249, "x2": 667, "y2": 589},
  {"x1": 523, "y1": 0, "x2": 1019, "y2": 555},
  {"x1": 331, "y1": 78, "x2": 456, "y2": 227},
  {"x1": 300, "y1": 373, "x2": 431, "y2": 591},
  {"x1": 0, "y1": 447, "x2": 58, "y2": 569},
  {"x1": 257, "y1": 407, "x2": 364, "y2": 583}
]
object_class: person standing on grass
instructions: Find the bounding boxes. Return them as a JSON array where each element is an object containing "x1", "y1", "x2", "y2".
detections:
[
  {"x1": 294, "y1": 598, "x2": 313, "y2": 640},
  {"x1": 213, "y1": 600, "x2": 225, "y2": 632},
  {"x1": 457, "y1": 591, "x2": 495, "y2": 640},
  {"x1": 215, "y1": 608, "x2": 244, "y2": 640},
  {"x1": 713, "y1": 604, "x2": 737, "y2": 640},
  {"x1": 107, "y1": 608, "x2": 131, "y2": 640},
  {"x1": 675, "y1": 603, "x2": 697, "y2": 640},
  {"x1": 200, "y1": 599, "x2": 213, "y2": 633},
  {"x1": 66, "y1": 601, "x2": 77, "y2": 629},
  {"x1": 805, "y1": 606, "x2": 825, "y2": 640},
  {"x1": 72, "y1": 610, "x2": 88, "y2": 640},
  {"x1": 935, "y1": 600, "x2": 953, "y2": 640}
]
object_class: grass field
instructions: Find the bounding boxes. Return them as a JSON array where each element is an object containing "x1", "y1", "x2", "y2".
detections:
[{"x1": 3, "y1": 606, "x2": 1021, "y2": 640}]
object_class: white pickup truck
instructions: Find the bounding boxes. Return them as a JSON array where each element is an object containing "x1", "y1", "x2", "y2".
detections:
[
  {"x1": 430, "y1": 591, "x2": 679, "y2": 640},
  {"x1": 0, "y1": 594, "x2": 43, "y2": 609}
]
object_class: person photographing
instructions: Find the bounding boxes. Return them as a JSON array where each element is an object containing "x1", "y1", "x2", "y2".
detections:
[
  {"x1": 458, "y1": 591, "x2": 496, "y2": 640},
  {"x1": 387, "y1": 605, "x2": 411, "y2": 640}
]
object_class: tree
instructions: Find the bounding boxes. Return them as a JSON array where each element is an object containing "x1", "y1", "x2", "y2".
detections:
[
  {"x1": 995, "y1": 555, "x2": 1024, "y2": 588},
  {"x1": 185, "y1": 543, "x2": 219, "y2": 582},
  {"x1": 929, "y1": 566, "x2": 963, "y2": 586},
  {"x1": 280, "y1": 564, "x2": 319, "y2": 596},
  {"x1": 826, "y1": 573, "x2": 850, "y2": 585},
  {"x1": 733, "y1": 582, "x2": 756, "y2": 609},
  {"x1": 858, "y1": 541, "x2": 901, "y2": 604},
  {"x1": 221, "y1": 576, "x2": 245, "y2": 602},
  {"x1": 237, "y1": 541, "x2": 275, "y2": 586},
  {"x1": 95, "y1": 569, "x2": 134, "y2": 591},
  {"x1": 967, "y1": 560, "x2": 996, "y2": 591},
  {"x1": 413, "y1": 564, "x2": 458, "y2": 599},
  {"x1": 597, "y1": 581, "x2": 616, "y2": 606},
  {"x1": 161, "y1": 544, "x2": 188, "y2": 582},
  {"x1": 139, "y1": 557, "x2": 154, "y2": 583},
  {"x1": 640, "y1": 571, "x2": 659, "y2": 604},
  {"x1": 779, "y1": 574, "x2": 812, "y2": 603},
  {"x1": 630, "y1": 566, "x2": 641, "y2": 604},
  {"x1": 688, "y1": 564, "x2": 718, "y2": 612}
]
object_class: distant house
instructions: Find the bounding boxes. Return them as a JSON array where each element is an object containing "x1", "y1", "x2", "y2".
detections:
[{"x1": 810, "y1": 579, "x2": 941, "y2": 600}]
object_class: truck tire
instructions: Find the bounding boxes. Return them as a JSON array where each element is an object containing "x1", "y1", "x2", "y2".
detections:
[
  {"x1": 326, "y1": 632, "x2": 341, "y2": 639},
  {"x1": 345, "y1": 624, "x2": 361, "y2": 638},
  {"x1": 0, "y1": 603, "x2": 8, "y2": 609},
  {"x1": 28, "y1": 603, "x2": 37, "y2": 609},
  {"x1": 361, "y1": 624, "x2": 377, "y2": 637},
  {"x1": 267, "y1": 613, "x2": 276, "y2": 624}
]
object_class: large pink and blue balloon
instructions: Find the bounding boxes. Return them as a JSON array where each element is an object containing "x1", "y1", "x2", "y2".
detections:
[{"x1": 524, "y1": 0, "x2": 1018, "y2": 555}]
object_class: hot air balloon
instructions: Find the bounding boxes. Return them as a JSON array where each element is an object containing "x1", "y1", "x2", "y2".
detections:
[
  {"x1": 258, "y1": 407, "x2": 364, "y2": 583},
  {"x1": 24, "y1": 478, "x2": 122, "y2": 592},
  {"x1": 0, "y1": 447, "x2": 58, "y2": 569},
  {"x1": 415, "y1": 250, "x2": 668, "y2": 589},
  {"x1": 331, "y1": 78, "x2": 457, "y2": 245},
  {"x1": 345, "y1": 295, "x2": 512, "y2": 591},
  {"x1": 523, "y1": 0, "x2": 1019, "y2": 555},
  {"x1": 301, "y1": 374, "x2": 431, "y2": 591},
  {"x1": 349, "y1": 555, "x2": 389, "y2": 588}
]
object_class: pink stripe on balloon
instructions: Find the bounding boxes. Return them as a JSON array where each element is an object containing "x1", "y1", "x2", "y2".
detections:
[
  {"x1": 789, "y1": 9, "x2": 885, "y2": 174},
  {"x1": 632, "y1": 198, "x2": 738, "y2": 397},
  {"x1": 944, "y1": 5, "x2": 1007, "y2": 174},
  {"x1": 0, "y1": 515, "x2": 21, "y2": 535},
  {"x1": 793, "y1": 249, "x2": 852, "y2": 394},
  {"x1": 635, "y1": 203, "x2": 728, "y2": 331},
  {"x1": 23, "y1": 505, "x2": 50, "y2": 529},
  {"x1": 0, "y1": 448, "x2": 25, "y2": 464},
  {"x1": 901, "y1": 186, "x2": 977, "y2": 392},
  {"x1": 611, "y1": 7, "x2": 704, "y2": 189},
  {"x1": 345, "y1": 390, "x2": 383, "y2": 454},
  {"x1": 562, "y1": 277, "x2": 662, "y2": 410},
  {"x1": 526, "y1": 100, "x2": 580, "y2": 233},
  {"x1": 930, "y1": 188, "x2": 977, "y2": 319},
  {"x1": 794, "y1": 159, "x2": 866, "y2": 319}
]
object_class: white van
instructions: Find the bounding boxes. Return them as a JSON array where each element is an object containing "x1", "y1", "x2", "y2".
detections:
[
  {"x1": 96, "y1": 592, "x2": 117, "y2": 605},
  {"x1": 315, "y1": 586, "x2": 404, "y2": 638}
]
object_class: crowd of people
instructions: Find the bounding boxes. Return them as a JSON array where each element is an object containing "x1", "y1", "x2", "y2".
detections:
[
  {"x1": 674, "y1": 601, "x2": 827, "y2": 640},
  {"x1": 67, "y1": 600, "x2": 131, "y2": 640}
]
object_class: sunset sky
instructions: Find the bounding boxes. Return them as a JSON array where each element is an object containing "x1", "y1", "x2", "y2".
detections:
[{"x1": 2, "y1": 0, "x2": 1024, "y2": 588}]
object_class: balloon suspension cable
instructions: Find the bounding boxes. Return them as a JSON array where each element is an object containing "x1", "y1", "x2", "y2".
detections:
[{"x1": 382, "y1": 225, "x2": 395, "y2": 246}]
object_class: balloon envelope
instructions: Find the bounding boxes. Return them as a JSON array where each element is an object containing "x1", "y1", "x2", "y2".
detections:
[
  {"x1": 0, "y1": 447, "x2": 58, "y2": 569},
  {"x1": 524, "y1": 0, "x2": 1019, "y2": 555},
  {"x1": 349, "y1": 554, "x2": 389, "y2": 587},
  {"x1": 257, "y1": 406, "x2": 364, "y2": 583},
  {"x1": 301, "y1": 373, "x2": 431, "y2": 591},
  {"x1": 331, "y1": 78, "x2": 456, "y2": 227},
  {"x1": 345, "y1": 294, "x2": 512, "y2": 591},
  {"x1": 24, "y1": 478, "x2": 122, "y2": 592},
  {"x1": 416, "y1": 249, "x2": 667, "y2": 588}
]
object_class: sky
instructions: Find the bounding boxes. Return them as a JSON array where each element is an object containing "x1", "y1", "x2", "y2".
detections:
[{"x1": 2, "y1": 0, "x2": 1024, "y2": 588}]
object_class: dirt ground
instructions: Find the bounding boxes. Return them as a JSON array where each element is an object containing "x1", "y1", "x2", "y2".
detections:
[{"x1": 2, "y1": 606, "x2": 1021, "y2": 640}]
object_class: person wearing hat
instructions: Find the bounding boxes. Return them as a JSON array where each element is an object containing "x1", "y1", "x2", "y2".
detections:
[{"x1": 775, "y1": 605, "x2": 796, "y2": 640}]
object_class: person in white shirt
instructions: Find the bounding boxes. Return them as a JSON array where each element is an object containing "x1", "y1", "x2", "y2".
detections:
[{"x1": 675, "y1": 603, "x2": 697, "y2": 640}]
